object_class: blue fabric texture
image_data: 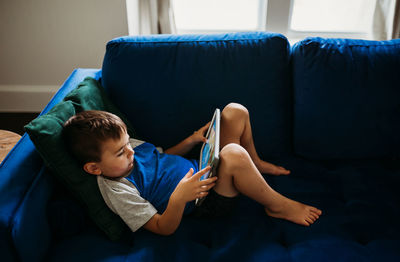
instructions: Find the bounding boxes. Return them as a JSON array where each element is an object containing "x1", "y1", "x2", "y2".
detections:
[
  {"x1": 292, "y1": 37, "x2": 400, "y2": 160},
  {"x1": 125, "y1": 143, "x2": 198, "y2": 214},
  {"x1": 11, "y1": 166, "x2": 52, "y2": 262},
  {"x1": 102, "y1": 32, "x2": 292, "y2": 159}
]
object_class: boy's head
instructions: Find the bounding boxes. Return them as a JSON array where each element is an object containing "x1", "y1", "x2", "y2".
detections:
[{"x1": 63, "y1": 110, "x2": 134, "y2": 178}]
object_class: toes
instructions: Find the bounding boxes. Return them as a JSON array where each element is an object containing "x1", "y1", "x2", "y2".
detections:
[
  {"x1": 311, "y1": 213, "x2": 319, "y2": 221},
  {"x1": 273, "y1": 167, "x2": 290, "y2": 176},
  {"x1": 304, "y1": 206, "x2": 321, "y2": 225},
  {"x1": 307, "y1": 208, "x2": 322, "y2": 224},
  {"x1": 310, "y1": 212, "x2": 319, "y2": 221},
  {"x1": 310, "y1": 207, "x2": 322, "y2": 216},
  {"x1": 304, "y1": 217, "x2": 313, "y2": 225},
  {"x1": 300, "y1": 219, "x2": 310, "y2": 226},
  {"x1": 278, "y1": 166, "x2": 290, "y2": 174}
]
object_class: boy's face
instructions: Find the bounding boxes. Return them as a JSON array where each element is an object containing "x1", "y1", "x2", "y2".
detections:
[{"x1": 84, "y1": 131, "x2": 134, "y2": 178}]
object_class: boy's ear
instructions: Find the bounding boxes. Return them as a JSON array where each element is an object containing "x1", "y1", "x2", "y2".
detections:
[{"x1": 83, "y1": 162, "x2": 102, "y2": 175}]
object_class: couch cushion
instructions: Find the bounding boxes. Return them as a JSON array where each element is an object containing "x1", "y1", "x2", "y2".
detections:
[
  {"x1": 292, "y1": 37, "x2": 400, "y2": 159},
  {"x1": 25, "y1": 77, "x2": 133, "y2": 241},
  {"x1": 102, "y1": 32, "x2": 292, "y2": 158},
  {"x1": 48, "y1": 155, "x2": 400, "y2": 261},
  {"x1": 268, "y1": 156, "x2": 400, "y2": 261}
]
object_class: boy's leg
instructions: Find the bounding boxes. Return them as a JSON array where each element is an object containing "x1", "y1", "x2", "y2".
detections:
[
  {"x1": 220, "y1": 103, "x2": 289, "y2": 175},
  {"x1": 214, "y1": 143, "x2": 322, "y2": 226}
]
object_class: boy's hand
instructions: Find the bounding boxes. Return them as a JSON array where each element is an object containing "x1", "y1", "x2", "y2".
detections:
[
  {"x1": 190, "y1": 122, "x2": 210, "y2": 144},
  {"x1": 164, "y1": 122, "x2": 210, "y2": 156},
  {"x1": 171, "y1": 166, "x2": 217, "y2": 204},
  {"x1": 144, "y1": 167, "x2": 216, "y2": 236}
]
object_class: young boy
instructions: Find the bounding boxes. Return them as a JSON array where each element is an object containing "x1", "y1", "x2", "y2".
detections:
[{"x1": 63, "y1": 103, "x2": 322, "y2": 236}]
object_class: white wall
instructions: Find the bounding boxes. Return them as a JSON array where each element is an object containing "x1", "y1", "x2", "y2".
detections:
[{"x1": 0, "y1": 0, "x2": 129, "y2": 112}]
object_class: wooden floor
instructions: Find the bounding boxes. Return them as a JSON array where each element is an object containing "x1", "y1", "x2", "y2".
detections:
[
  {"x1": 0, "y1": 113, "x2": 39, "y2": 135},
  {"x1": 0, "y1": 130, "x2": 22, "y2": 163}
]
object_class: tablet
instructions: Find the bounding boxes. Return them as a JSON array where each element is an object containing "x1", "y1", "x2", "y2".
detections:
[{"x1": 195, "y1": 108, "x2": 220, "y2": 206}]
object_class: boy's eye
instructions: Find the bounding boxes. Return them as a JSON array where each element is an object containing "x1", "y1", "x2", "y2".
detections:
[{"x1": 116, "y1": 141, "x2": 130, "y2": 157}]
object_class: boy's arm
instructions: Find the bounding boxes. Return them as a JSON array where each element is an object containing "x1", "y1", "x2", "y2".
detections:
[
  {"x1": 142, "y1": 198, "x2": 186, "y2": 236},
  {"x1": 143, "y1": 167, "x2": 216, "y2": 235},
  {"x1": 164, "y1": 122, "x2": 210, "y2": 156}
]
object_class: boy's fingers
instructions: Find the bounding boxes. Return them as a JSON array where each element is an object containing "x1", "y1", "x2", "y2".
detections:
[
  {"x1": 185, "y1": 168, "x2": 194, "y2": 178},
  {"x1": 200, "y1": 176, "x2": 218, "y2": 185},
  {"x1": 197, "y1": 191, "x2": 208, "y2": 198},
  {"x1": 192, "y1": 166, "x2": 211, "y2": 179},
  {"x1": 201, "y1": 122, "x2": 211, "y2": 133},
  {"x1": 200, "y1": 182, "x2": 216, "y2": 190}
]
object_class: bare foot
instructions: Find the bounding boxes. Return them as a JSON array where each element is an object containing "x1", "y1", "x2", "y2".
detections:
[
  {"x1": 264, "y1": 198, "x2": 322, "y2": 226},
  {"x1": 257, "y1": 161, "x2": 291, "y2": 176}
]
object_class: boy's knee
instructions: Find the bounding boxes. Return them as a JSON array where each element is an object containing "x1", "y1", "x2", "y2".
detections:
[
  {"x1": 223, "y1": 103, "x2": 249, "y2": 120},
  {"x1": 220, "y1": 143, "x2": 249, "y2": 167}
]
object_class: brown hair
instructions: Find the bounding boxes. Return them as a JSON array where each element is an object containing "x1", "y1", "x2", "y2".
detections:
[{"x1": 63, "y1": 110, "x2": 127, "y2": 164}]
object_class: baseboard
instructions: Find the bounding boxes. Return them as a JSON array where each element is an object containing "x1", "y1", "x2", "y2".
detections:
[{"x1": 0, "y1": 85, "x2": 59, "y2": 112}]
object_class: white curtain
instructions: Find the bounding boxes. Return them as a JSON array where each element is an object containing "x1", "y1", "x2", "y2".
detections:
[
  {"x1": 126, "y1": 0, "x2": 176, "y2": 35},
  {"x1": 371, "y1": 0, "x2": 400, "y2": 40}
]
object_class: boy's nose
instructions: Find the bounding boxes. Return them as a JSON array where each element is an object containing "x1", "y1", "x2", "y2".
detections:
[{"x1": 127, "y1": 147, "x2": 134, "y2": 157}]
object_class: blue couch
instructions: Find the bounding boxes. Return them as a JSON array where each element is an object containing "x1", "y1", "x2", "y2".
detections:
[{"x1": 1, "y1": 32, "x2": 400, "y2": 261}]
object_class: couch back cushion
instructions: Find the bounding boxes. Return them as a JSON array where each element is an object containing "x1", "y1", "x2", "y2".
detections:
[
  {"x1": 102, "y1": 32, "x2": 292, "y2": 158},
  {"x1": 292, "y1": 38, "x2": 400, "y2": 159}
]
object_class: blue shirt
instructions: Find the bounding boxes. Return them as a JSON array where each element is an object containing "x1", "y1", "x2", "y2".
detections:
[{"x1": 125, "y1": 143, "x2": 198, "y2": 214}]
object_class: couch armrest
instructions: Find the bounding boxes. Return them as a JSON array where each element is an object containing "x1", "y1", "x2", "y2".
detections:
[{"x1": 0, "y1": 68, "x2": 101, "y2": 260}]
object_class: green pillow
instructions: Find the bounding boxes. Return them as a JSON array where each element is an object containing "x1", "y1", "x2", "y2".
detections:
[{"x1": 25, "y1": 77, "x2": 134, "y2": 241}]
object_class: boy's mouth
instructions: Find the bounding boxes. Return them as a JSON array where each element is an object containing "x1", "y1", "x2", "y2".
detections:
[
  {"x1": 127, "y1": 153, "x2": 135, "y2": 170},
  {"x1": 128, "y1": 157, "x2": 134, "y2": 169}
]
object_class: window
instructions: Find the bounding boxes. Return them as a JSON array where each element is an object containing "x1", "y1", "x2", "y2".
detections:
[
  {"x1": 172, "y1": 0, "x2": 267, "y2": 33},
  {"x1": 171, "y1": 0, "x2": 377, "y2": 43},
  {"x1": 287, "y1": 0, "x2": 376, "y2": 43},
  {"x1": 290, "y1": 0, "x2": 376, "y2": 32}
]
